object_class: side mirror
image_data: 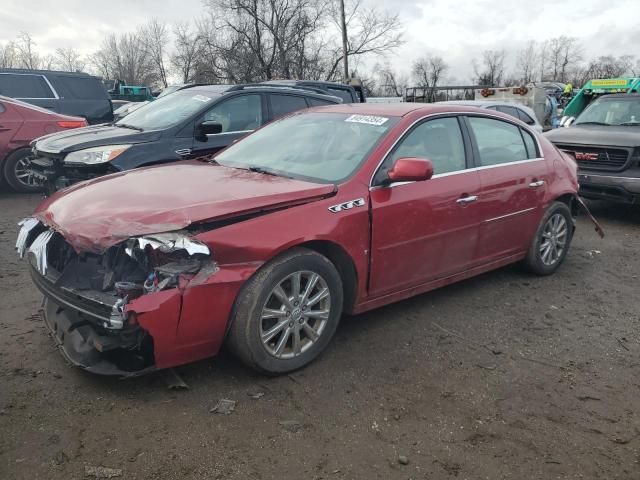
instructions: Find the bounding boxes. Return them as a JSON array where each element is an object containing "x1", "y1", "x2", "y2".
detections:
[
  {"x1": 387, "y1": 157, "x2": 434, "y2": 184},
  {"x1": 196, "y1": 121, "x2": 223, "y2": 141}
]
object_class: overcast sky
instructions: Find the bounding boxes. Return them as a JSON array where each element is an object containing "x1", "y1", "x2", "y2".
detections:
[{"x1": 2, "y1": 0, "x2": 639, "y2": 83}]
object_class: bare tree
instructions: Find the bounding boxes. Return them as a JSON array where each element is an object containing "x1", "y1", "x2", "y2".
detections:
[
  {"x1": 375, "y1": 63, "x2": 408, "y2": 97},
  {"x1": 325, "y1": 0, "x2": 404, "y2": 80},
  {"x1": 171, "y1": 22, "x2": 202, "y2": 83},
  {"x1": 54, "y1": 47, "x2": 86, "y2": 72},
  {"x1": 15, "y1": 32, "x2": 41, "y2": 69},
  {"x1": 0, "y1": 41, "x2": 17, "y2": 68},
  {"x1": 516, "y1": 40, "x2": 537, "y2": 84},
  {"x1": 91, "y1": 33, "x2": 157, "y2": 85},
  {"x1": 203, "y1": 0, "x2": 326, "y2": 81},
  {"x1": 412, "y1": 55, "x2": 448, "y2": 100},
  {"x1": 139, "y1": 19, "x2": 170, "y2": 88},
  {"x1": 545, "y1": 36, "x2": 581, "y2": 82},
  {"x1": 473, "y1": 49, "x2": 505, "y2": 86}
]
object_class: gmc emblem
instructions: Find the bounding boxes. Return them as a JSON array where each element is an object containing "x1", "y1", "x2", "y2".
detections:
[{"x1": 574, "y1": 152, "x2": 599, "y2": 161}]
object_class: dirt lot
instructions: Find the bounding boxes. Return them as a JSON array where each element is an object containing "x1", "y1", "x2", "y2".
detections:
[{"x1": 1, "y1": 191, "x2": 639, "y2": 480}]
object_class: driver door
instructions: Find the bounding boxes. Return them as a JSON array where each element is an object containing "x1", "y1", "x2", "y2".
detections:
[
  {"x1": 369, "y1": 116, "x2": 483, "y2": 296},
  {"x1": 189, "y1": 93, "x2": 266, "y2": 158}
]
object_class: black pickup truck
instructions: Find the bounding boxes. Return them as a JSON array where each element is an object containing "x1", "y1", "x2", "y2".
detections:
[{"x1": 545, "y1": 94, "x2": 640, "y2": 204}]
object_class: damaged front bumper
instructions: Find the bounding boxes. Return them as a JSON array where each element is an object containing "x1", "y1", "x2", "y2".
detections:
[
  {"x1": 29, "y1": 154, "x2": 118, "y2": 193},
  {"x1": 17, "y1": 218, "x2": 218, "y2": 376}
]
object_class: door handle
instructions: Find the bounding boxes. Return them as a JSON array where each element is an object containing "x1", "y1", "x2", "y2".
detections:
[
  {"x1": 529, "y1": 180, "x2": 545, "y2": 188},
  {"x1": 456, "y1": 195, "x2": 478, "y2": 204}
]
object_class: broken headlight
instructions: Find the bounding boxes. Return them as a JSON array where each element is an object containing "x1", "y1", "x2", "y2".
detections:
[{"x1": 125, "y1": 232, "x2": 216, "y2": 294}]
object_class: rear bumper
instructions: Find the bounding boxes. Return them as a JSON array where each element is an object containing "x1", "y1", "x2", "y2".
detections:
[{"x1": 578, "y1": 172, "x2": 640, "y2": 203}]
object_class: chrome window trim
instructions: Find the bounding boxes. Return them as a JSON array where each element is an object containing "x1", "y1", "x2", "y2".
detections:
[
  {"x1": 0, "y1": 72, "x2": 60, "y2": 100},
  {"x1": 369, "y1": 110, "x2": 544, "y2": 189},
  {"x1": 371, "y1": 157, "x2": 545, "y2": 190}
]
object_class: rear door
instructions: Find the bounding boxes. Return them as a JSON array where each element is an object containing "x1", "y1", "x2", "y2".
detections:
[
  {"x1": 464, "y1": 115, "x2": 547, "y2": 262},
  {"x1": 190, "y1": 93, "x2": 266, "y2": 158},
  {"x1": 369, "y1": 115, "x2": 483, "y2": 296}
]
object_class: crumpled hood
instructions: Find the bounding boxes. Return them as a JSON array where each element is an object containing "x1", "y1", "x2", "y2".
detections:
[
  {"x1": 34, "y1": 161, "x2": 336, "y2": 253},
  {"x1": 545, "y1": 124, "x2": 640, "y2": 148},
  {"x1": 34, "y1": 124, "x2": 160, "y2": 154}
]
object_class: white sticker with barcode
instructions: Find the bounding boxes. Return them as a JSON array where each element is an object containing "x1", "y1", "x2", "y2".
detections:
[{"x1": 345, "y1": 114, "x2": 389, "y2": 126}]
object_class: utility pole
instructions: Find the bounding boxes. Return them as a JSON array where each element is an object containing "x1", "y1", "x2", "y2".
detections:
[{"x1": 339, "y1": 0, "x2": 349, "y2": 81}]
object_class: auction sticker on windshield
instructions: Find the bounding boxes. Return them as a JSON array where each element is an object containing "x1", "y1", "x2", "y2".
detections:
[
  {"x1": 192, "y1": 95, "x2": 212, "y2": 102},
  {"x1": 345, "y1": 114, "x2": 389, "y2": 126}
]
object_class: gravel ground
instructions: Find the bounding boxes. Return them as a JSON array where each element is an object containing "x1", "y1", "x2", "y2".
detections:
[{"x1": 1, "y1": 190, "x2": 639, "y2": 480}]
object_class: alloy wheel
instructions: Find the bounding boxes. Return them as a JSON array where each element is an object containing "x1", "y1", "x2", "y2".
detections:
[
  {"x1": 260, "y1": 271, "x2": 331, "y2": 359},
  {"x1": 539, "y1": 213, "x2": 568, "y2": 266},
  {"x1": 14, "y1": 156, "x2": 39, "y2": 188}
]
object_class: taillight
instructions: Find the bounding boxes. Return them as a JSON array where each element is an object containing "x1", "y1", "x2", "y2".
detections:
[{"x1": 57, "y1": 121, "x2": 86, "y2": 129}]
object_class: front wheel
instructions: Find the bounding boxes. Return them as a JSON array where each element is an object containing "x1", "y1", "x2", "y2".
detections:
[
  {"x1": 524, "y1": 201, "x2": 574, "y2": 275},
  {"x1": 3, "y1": 148, "x2": 43, "y2": 193},
  {"x1": 227, "y1": 248, "x2": 344, "y2": 374}
]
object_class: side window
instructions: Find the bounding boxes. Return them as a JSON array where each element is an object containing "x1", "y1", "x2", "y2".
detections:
[
  {"x1": 496, "y1": 105, "x2": 520, "y2": 120},
  {"x1": 62, "y1": 76, "x2": 107, "y2": 100},
  {"x1": 516, "y1": 108, "x2": 536, "y2": 125},
  {"x1": 203, "y1": 94, "x2": 262, "y2": 133},
  {"x1": 0, "y1": 74, "x2": 55, "y2": 99},
  {"x1": 270, "y1": 94, "x2": 308, "y2": 119},
  {"x1": 468, "y1": 117, "x2": 528, "y2": 166},
  {"x1": 308, "y1": 97, "x2": 335, "y2": 107},
  {"x1": 521, "y1": 128, "x2": 539, "y2": 159},
  {"x1": 327, "y1": 87, "x2": 354, "y2": 103},
  {"x1": 376, "y1": 117, "x2": 466, "y2": 183}
]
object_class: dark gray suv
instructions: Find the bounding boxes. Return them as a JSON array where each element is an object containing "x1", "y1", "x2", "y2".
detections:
[
  {"x1": 28, "y1": 84, "x2": 341, "y2": 192},
  {"x1": 0, "y1": 68, "x2": 113, "y2": 124}
]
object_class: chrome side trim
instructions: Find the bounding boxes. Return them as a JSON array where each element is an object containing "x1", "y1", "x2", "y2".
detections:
[
  {"x1": 484, "y1": 207, "x2": 536, "y2": 223},
  {"x1": 368, "y1": 110, "x2": 544, "y2": 188},
  {"x1": 206, "y1": 129, "x2": 253, "y2": 137}
]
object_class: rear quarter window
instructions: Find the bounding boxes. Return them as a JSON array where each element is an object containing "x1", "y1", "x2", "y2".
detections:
[
  {"x1": 0, "y1": 73, "x2": 55, "y2": 99},
  {"x1": 326, "y1": 87, "x2": 354, "y2": 103},
  {"x1": 521, "y1": 128, "x2": 539, "y2": 158},
  {"x1": 58, "y1": 76, "x2": 107, "y2": 100},
  {"x1": 308, "y1": 97, "x2": 336, "y2": 107}
]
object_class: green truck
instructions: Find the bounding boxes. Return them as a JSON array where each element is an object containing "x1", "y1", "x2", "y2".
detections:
[
  {"x1": 561, "y1": 77, "x2": 640, "y2": 125},
  {"x1": 103, "y1": 79, "x2": 155, "y2": 103}
]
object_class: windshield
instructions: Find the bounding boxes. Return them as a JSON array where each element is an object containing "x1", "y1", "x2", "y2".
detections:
[
  {"x1": 116, "y1": 90, "x2": 220, "y2": 130},
  {"x1": 215, "y1": 112, "x2": 398, "y2": 183},
  {"x1": 575, "y1": 97, "x2": 640, "y2": 126}
]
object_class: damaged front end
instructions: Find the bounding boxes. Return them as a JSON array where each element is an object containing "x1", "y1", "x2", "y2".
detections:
[{"x1": 16, "y1": 218, "x2": 216, "y2": 376}]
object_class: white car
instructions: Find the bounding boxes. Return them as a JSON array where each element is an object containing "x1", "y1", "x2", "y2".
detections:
[{"x1": 439, "y1": 100, "x2": 544, "y2": 133}]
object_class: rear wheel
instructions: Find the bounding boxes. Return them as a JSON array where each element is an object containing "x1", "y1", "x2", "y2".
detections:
[
  {"x1": 3, "y1": 148, "x2": 42, "y2": 193},
  {"x1": 524, "y1": 201, "x2": 573, "y2": 275},
  {"x1": 227, "y1": 248, "x2": 343, "y2": 374}
]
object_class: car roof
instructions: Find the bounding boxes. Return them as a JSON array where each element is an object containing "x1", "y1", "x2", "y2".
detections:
[
  {"x1": 314, "y1": 102, "x2": 491, "y2": 117},
  {"x1": 0, "y1": 68, "x2": 95, "y2": 77},
  {"x1": 439, "y1": 100, "x2": 523, "y2": 108},
  {"x1": 184, "y1": 84, "x2": 341, "y2": 102}
]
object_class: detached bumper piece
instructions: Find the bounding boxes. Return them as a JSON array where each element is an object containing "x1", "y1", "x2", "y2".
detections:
[{"x1": 43, "y1": 296, "x2": 155, "y2": 377}]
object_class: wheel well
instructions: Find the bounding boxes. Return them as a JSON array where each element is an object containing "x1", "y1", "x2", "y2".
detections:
[
  {"x1": 297, "y1": 240, "x2": 358, "y2": 314},
  {"x1": 554, "y1": 193, "x2": 578, "y2": 217}
]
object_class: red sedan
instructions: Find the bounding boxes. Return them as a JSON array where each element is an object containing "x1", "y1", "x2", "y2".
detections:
[
  {"x1": 0, "y1": 96, "x2": 87, "y2": 192},
  {"x1": 17, "y1": 103, "x2": 593, "y2": 376}
]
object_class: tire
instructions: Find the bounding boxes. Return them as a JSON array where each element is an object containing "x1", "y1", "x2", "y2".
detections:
[
  {"x1": 524, "y1": 201, "x2": 574, "y2": 275},
  {"x1": 227, "y1": 248, "x2": 344, "y2": 374},
  {"x1": 3, "y1": 148, "x2": 42, "y2": 193}
]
